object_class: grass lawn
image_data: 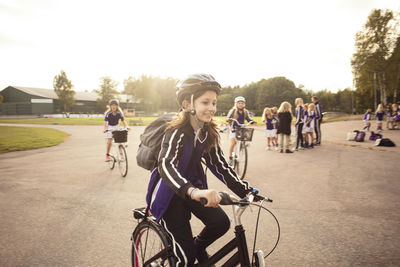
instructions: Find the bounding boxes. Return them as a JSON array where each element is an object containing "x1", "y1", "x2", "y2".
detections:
[
  {"x1": 0, "y1": 117, "x2": 159, "y2": 126},
  {"x1": 0, "y1": 126, "x2": 70, "y2": 153}
]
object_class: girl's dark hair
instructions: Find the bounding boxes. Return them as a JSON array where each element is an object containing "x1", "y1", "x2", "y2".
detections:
[{"x1": 166, "y1": 90, "x2": 220, "y2": 152}]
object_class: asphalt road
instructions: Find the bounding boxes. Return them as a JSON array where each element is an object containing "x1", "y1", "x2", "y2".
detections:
[{"x1": 0, "y1": 121, "x2": 399, "y2": 267}]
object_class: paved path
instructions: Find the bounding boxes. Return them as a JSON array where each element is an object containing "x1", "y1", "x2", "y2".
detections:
[{"x1": 0, "y1": 121, "x2": 399, "y2": 266}]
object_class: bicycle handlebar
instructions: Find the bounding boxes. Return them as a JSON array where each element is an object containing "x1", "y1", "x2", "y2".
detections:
[
  {"x1": 227, "y1": 118, "x2": 256, "y2": 127},
  {"x1": 106, "y1": 127, "x2": 129, "y2": 132},
  {"x1": 200, "y1": 191, "x2": 272, "y2": 206}
]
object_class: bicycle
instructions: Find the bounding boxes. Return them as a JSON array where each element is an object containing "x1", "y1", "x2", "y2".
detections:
[
  {"x1": 131, "y1": 190, "x2": 280, "y2": 267},
  {"x1": 229, "y1": 118, "x2": 255, "y2": 180},
  {"x1": 106, "y1": 128, "x2": 129, "y2": 177}
]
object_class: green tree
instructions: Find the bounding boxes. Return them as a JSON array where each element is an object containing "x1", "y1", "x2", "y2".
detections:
[
  {"x1": 94, "y1": 76, "x2": 119, "y2": 112},
  {"x1": 241, "y1": 77, "x2": 308, "y2": 114},
  {"x1": 386, "y1": 36, "x2": 400, "y2": 103},
  {"x1": 124, "y1": 75, "x2": 179, "y2": 114},
  {"x1": 351, "y1": 9, "x2": 399, "y2": 111},
  {"x1": 53, "y1": 70, "x2": 75, "y2": 112}
]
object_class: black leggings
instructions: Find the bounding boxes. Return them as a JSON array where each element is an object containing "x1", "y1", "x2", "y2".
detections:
[
  {"x1": 295, "y1": 123, "x2": 304, "y2": 149},
  {"x1": 161, "y1": 194, "x2": 230, "y2": 266}
]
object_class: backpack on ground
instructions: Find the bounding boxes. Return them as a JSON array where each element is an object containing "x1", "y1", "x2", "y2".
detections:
[
  {"x1": 355, "y1": 131, "x2": 365, "y2": 142},
  {"x1": 136, "y1": 113, "x2": 176, "y2": 171},
  {"x1": 374, "y1": 138, "x2": 396, "y2": 147},
  {"x1": 369, "y1": 131, "x2": 383, "y2": 141},
  {"x1": 346, "y1": 130, "x2": 358, "y2": 141}
]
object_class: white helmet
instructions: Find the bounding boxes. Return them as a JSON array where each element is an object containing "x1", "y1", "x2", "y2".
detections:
[{"x1": 234, "y1": 96, "x2": 246, "y2": 103}]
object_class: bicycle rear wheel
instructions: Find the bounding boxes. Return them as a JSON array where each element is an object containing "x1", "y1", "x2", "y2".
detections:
[
  {"x1": 131, "y1": 220, "x2": 176, "y2": 267},
  {"x1": 108, "y1": 155, "x2": 116, "y2": 170},
  {"x1": 118, "y1": 144, "x2": 128, "y2": 177},
  {"x1": 234, "y1": 141, "x2": 248, "y2": 180}
]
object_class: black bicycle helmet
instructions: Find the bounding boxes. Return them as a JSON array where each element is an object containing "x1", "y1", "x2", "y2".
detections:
[
  {"x1": 109, "y1": 99, "x2": 119, "y2": 106},
  {"x1": 176, "y1": 73, "x2": 222, "y2": 104}
]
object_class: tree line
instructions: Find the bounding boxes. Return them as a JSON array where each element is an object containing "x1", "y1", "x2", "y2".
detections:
[{"x1": 52, "y1": 8, "x2": 399, "y2": 115}]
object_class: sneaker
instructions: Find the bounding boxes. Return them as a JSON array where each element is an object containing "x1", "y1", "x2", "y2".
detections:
[
  {"x1": 299, "y1": 146, "x2": 304, "y2": 150},
  {"x1": 275, "y1": 146, "x2": 279, "y2": 151},
  {"x1": 105, "y1": 155, "x2": 111, "y2": 162},
  {"x1": 285, "y1": 149, "x2": 293, "y2": 153},
  {"x1": 280, "y1": 149, "x2": 283, "y2": 153},
  {"x1": 228, "y1": 158, "x2": 233, "y2": 166},
  {"x1": 265, "y1": 146, "x2": 271, "y2": 151}
]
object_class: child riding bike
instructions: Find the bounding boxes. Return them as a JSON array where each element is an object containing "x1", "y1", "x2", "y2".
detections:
[
  {"x1": 144, "y1": 74, "x2": 264, "y2": 266},
  {"x1": 104, "y1": 99, "x2": 129, "y2": 162},
  {"x1": 226, "y1": 96, "x2": 256, "y2": 165}
]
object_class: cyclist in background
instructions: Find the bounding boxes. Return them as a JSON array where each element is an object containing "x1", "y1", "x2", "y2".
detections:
[
  {"x1": 103, "y1": 99, "x2": 128, "y2": 161},
  {"x1": 145, "y1": 74, "x2": 263, "y2": 266},
  {"x1": 226, "y1": 96, "x2": 256, "y2": 165}
]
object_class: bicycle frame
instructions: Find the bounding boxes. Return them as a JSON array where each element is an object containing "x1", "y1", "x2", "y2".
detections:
[
  {"x1": 198, "y1": 202, "x2": 254, "y2": 267},
  {"x1": 132, "y1": 192, "x2": 272, "y2": 267}
]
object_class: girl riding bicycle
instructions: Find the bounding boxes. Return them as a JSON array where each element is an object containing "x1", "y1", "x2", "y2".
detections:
[
  {"x1": 226, "y1": 96, "x2": 256, "y2": 165},
  {"x1": 145, "y1": 74, "x2": 263, "y2": 266},
  {"x1": 104, "y1": 99, "x2": 128, "y2": 162}
]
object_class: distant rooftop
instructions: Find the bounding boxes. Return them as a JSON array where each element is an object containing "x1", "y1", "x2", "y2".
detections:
[{"x1": 3, "y1": 86, "x2": 138, "y2": 103}]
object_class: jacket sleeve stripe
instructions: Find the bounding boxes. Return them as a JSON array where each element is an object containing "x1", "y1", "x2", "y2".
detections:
[
  {"x1": 161, "y1": 130, "x2": 188, "y2": 189},
  {"x1": 213, "y1": 146, "x2": 250, "y2": 190}
]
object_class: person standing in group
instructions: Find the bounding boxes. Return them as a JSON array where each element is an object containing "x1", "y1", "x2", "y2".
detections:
[
  {"x1": 362, "y1": 108, "x2": 372, "y2": 131},
  {"x1": 375, "y1": 104, "x2": 385, "y2": 132},
  {"x1": 386, "y1": 104, "x2": 393, "y2": 130},
  {"x1": 262, "y1": 107, "x2": 277, "y2": 150},
  {"x1": 305, "y1": 103, "x2": 316, "y2": 148},
  {"x1": 312, "y1": 96, "x2": 323, "y2": 145},
  {"x1": 277, "y1": 101, "x2": 293, "y2": 153},
  {"x1": 302, "y1": 103, "x2": 309, "y2": 148},
  {"x1": 103, "y1": 99, "x2": 128, "y2": 162},
  {"x1": 272, "y1": 106, "x2": 279, "y2": 151},
  {"x1": 226, "y1": 96, "x2": 256, "y2": 165},
  {"x1": 294, "y1": 98, "x2": 304, "y2": 151},
  {"x1": 145, "y1": 74, "x2": 264, "y2": 266},
  {"x1": 392, "y1": 103, "x2": 400, "y2": 129}
]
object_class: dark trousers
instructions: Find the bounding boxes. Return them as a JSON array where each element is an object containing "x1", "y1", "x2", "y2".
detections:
[
  {"x1": 161, "y1": 195, "x2": 230, "y2": 266},
  {"x1": 315, "y1": 119, "x2": 322, "y2": 144},
  {"x1": 295, "y1": 123, "x2": 304, "y2": 149}
]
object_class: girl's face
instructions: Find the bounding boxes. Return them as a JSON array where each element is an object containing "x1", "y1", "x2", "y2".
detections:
[
  {"x1": 111, "y1": 104, "x2": 118, "y2": 112},
  {"x1": 265, "y1": 109, "x2": 271, "y2": 116},
  {"x1": 236, "y1": 101, "x2": 245, "y2": 110},
  {"x1": 193, "y1": 90, "x2": 217, "y2": 123}
]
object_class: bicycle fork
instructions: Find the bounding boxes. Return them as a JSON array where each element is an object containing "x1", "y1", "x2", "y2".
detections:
[{"x1": 232, "y1": 204, "x2": 265, "y2": 267}]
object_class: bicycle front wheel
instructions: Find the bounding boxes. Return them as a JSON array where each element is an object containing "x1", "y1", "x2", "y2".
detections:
[
  {"x1": 118, "y1": 145, "x2": 128, "y2": 177},
  {"x1": 234, "y1": 141, "x2": 248, "y2": 180},
  {"x1": 131, "y1": 220, "x2": 176, "y2": 267}
]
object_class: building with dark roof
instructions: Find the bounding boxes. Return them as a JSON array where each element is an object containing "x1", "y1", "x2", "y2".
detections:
[{"x1": 0, "y1": 86, "x2": 138, "y2": 115}]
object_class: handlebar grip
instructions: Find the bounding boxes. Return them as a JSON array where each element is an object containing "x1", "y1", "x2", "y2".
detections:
[
  {"x1": 199, "y1": 192, "x2": 234, "y2": 206},
  {"x1": 200, "y1": 198, "x2": 207, "y2": 206}
]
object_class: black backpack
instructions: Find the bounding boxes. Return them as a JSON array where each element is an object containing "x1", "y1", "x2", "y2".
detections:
[
  {"x1": 376, "y1": 138, "x2": 396, "y2": 147},
  {"x1": 136, "y1": 113, "x2": 176, "y2": 171}
]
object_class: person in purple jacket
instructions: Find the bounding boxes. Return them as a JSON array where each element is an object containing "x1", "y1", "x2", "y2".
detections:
[
  {"x1": 362, "y1": 108, "x2": 372, "y2": 131},
  {"x1": 145, "y1": 74, "x2": 264, "y2": 266},
  {"x1": 375, "y1": 104, "x2": 385, "y2": 132}
]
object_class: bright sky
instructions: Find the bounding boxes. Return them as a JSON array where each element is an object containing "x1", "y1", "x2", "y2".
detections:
[{"x1": 0, "y1": 0, "x2": 399, "y2": 93}]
